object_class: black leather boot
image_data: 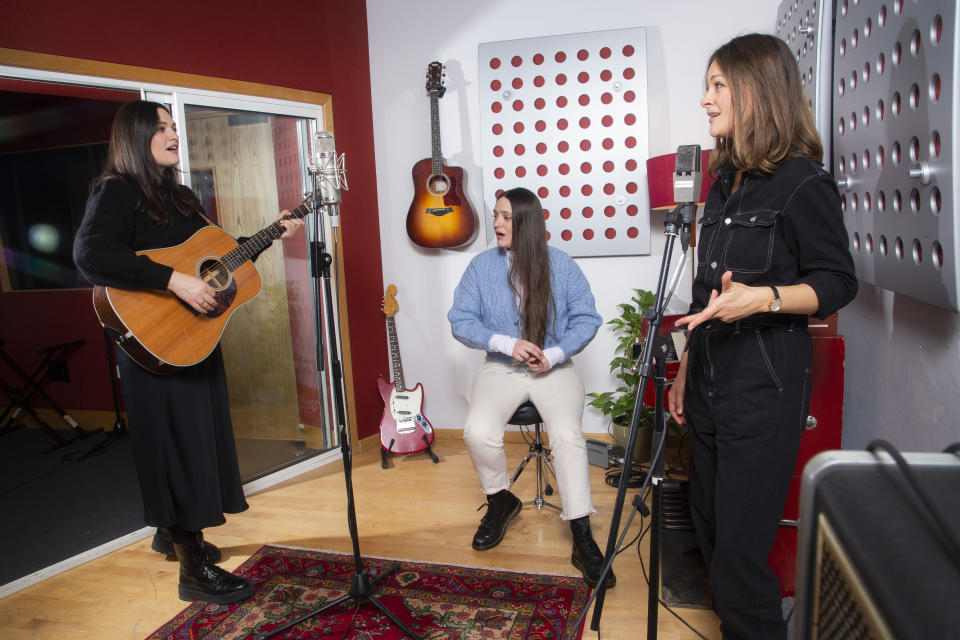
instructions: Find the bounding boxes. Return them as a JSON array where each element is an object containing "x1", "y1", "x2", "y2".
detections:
[
  {"x1": 153, "y1": 528, "x2": 222, "y2": 563},
  {"x1": 174, "y1": 531, "x2": 254, "y2": 604},
  {"x1": 472, "y1": 489, "x2": 523, "y2": 551},
  {"x1": 570, "y1": 516, "x2": 616, "y2": 588}
]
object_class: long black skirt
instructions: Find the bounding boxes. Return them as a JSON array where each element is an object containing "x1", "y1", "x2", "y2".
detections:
[{"x1": 117, "y1": 345, "x2": 248, "y2": 531}]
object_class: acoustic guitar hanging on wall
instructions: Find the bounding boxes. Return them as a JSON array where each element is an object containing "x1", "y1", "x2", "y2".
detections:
[{"x1": 406, "y1": 61, "x2": 477, "y2": 249}]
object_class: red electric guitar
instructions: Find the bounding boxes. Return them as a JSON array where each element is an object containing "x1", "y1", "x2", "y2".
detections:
[
  {"x1": 378, "y1": 284, "x2": 439, "y2": 468},
  {"x1": 405, "y1": 61, "x2": 477, "y2": 249}
]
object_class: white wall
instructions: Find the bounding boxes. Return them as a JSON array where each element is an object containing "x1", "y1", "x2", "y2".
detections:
[{"x1": 365, "y1": 0, "x2": 778, "y2": 433}]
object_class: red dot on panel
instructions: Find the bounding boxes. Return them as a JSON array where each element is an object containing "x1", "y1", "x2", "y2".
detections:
[
  {"x1": 627, "y1": 204, "x2": 639, "y2": 216},
  {"x1": 603, "y1": 160, "x2": 615, "y2": 172},
  {"x1": 494, "y1": 167, "x2": 505, "y2": 178},
  {"x1": 579, "y1": 117, "x2": 591, "y2": 128},
  {"x1": 625, "y1": 137, "x2": 637, "y2": 149},
  {"x1": 602, "y1": 137, "x2": 614, "y2": 149},
  {"x1": 580, "y1": 139, "x2": 591, "y2": 151},
  {"x1": 512, "y1": 77, "x2": 523, "y2": 89},
  {"x1": 624, "y1": 91, "x2": 636, "y2": 103},
  {"x1": 560, "y1": 186, "x2": 571, "y2": 197},
  {"x1": 557, "y1": 96, "x2": 568, "y2": 108},
  {"x1": 603, "y1": 183, "x2": 615, "y2": 195},
  {"x1": 624, "y1": 68, "x2": 636, "y2": 80},
  {"x1": 601, "y1": 69, "x2": 613, "y2": 81},
  {"x1": 534, "y1": 98, "x2": 546, "y2": 110},
  {"x1": 490, "y1": 58, "x2": 502, "y2": 69},
  {"x1": 578, "y1": 71, "x2": 590, "y2": 83},
  {"x1": 559, "y1": 163, "x2": 570, "y2": 175},
  {"x1": 491, "y1": 79, "x2": 502, "y2": 91},
  {"x1": 561, "y1": 208, "x2": 572, "y2": 218},
  {"x1": 627, "y1": 227, "x2": 639, "y2": 238},
  {"x1": 514, "y1": 122, "x2": 524, "y2": 133},
  {"x1": 601, "y1": 115, "x2": 614, "y2": 127},
  {"x1": 493, "y1": 145, "x2": 504, "y2": 157},
  {"x1": 557, "y1": 119, "x2": 569, "y2": 130},
  {"x1": 556, "y1": 73, "x2": 567, "y2": 85},
  {"x1": 533, "y1": 53, "x2": 545, "y2": 65},
  {"x1": 581, "y1": 162, "x2": 592, "y2": 173},
  {"x1": 582, "y1": 184, "x2": 593, "y2": 196},
  {"x1": 514, "y1": 144, "x2": 526, "y2": 155},
  {"x1": 539, "y1": 187, "x2": 549, "y2": 198},
  {"x1": 534, "y1": 75, "x2": 545, "y2": 87},
  {"x1": 555, "y1": 51, "x2": 566, "y2": 63},
  {"x1": 623, "y1": 45, "x2": 635, "y2": 56},
  {"x1": 496, "y1": 189, "x2": 505, "y2": 198},
  {"x1": 513, "y1": 100, "x2": 524, "y2": 111},
  {"x1": 537, "y1": 165, "x2": 548, "y2": 176},
  {"x1": 543, "y1": 207, "x2": 550, "y2": 218},
  {"x1": 535, "y1": 120, "x2": 547, "y2": 132},
  {"x1": 492, "y1": 123, "x2": 503, "y2": 135},
  {"x1": 562, "y1": 229, "x2": 572, "y2": 241},
  {"x1": 579, "y1": 94, "x2": 590, "y2": 106},
  {"x1": 577, "y1": 48, "x2": 589, "y2": 61},
  {"x1": 546, "y1": 231, "x2": 551, "y2": 241},
  {"x1": 626, "y1": 182, "x2": 638, "y2": 194},
  {"x1": 624, "y1": 113, "x2": 637, "y2": 125},
  {"x1": 625, "y1": 159, "x2": 638, "y2": 171},
  {"x1": 601, "y1": 92, "x2": 613, "y2": 104},
  {"x1": 600, "y1": 47, "x2": 612, "y2": 58},
  {"x1": 583, "y1": 206, "x2": 594, "y2": 217},
  {"x1": 558, "y1": 141, "x2": 569, "y2": 152},
  {"x1": 515, "y1": 166, "x2": 526, "y2": 177},
  {"x1": 536, "y1": 142, "x2": 548, "y2": 154},
  {"x1": 492, "y1": 102, "x2": 502, "y2": 113},
  {"x1": 583, "y1": 228, "x2": 595, "y2": 240},
  {"x1": 604, "y1": 205, "x2": 616, "y2": 216},
  {"x1": 511, "y1": 55, "x2": 523, "y2": 67},
  {"x1": 605, "y1": 228, "x2": 617, "y2": 239}
]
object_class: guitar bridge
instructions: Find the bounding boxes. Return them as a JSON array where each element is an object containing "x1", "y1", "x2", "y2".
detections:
[{"x1": 425, "y1": 207, "x2": 454, "y2": 216}]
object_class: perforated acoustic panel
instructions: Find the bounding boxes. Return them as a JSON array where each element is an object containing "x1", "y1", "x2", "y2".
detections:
[
  {"x1": 478, "y1": 28, "x2": 649, "y2": 257},
  {"x1": 776, "y1": 0, "x2": 834, "y2": 162},
  {"x1": 833, "y1": 0, "x2": 958, "y2": 311}
]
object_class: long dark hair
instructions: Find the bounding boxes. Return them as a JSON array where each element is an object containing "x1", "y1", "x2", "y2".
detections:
[
  {"x1": 501, "y1": 187, "x2": 554, "y2": 347},
  {"x1": 705, "y1": 33, "x2": 823, "y2": 177},
  {"x1": 95, "y1": 100, "x2": 201, "y2": 225}
]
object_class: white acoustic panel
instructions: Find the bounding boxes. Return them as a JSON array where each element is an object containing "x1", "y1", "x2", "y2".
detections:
[
  {"x1": 478, "y1": 28, "x2": 649, "y2": 257},
  {"x1": 833, "y1": 0, "x2": 959, "y2": 311}
]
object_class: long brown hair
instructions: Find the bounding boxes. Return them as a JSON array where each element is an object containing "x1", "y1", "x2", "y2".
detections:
[
  {"x1": 95, "y1": 100, "x2": 202, "y2": 225},
  {"x1": 705, "y1": 33, "x2": 823, "y2": 176},
  {"x1": 501, "y1": 187, "x2": 554, "y2": 347}
]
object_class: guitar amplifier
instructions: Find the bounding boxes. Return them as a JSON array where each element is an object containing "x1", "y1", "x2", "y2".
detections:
[{"x1": 794, "y1": 450, "x2": 960, "y2": 639}]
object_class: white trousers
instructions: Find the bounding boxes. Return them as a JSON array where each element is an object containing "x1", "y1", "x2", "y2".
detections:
[{"x1": 463, "y1": 358, "x2": 595, "y2": 520}]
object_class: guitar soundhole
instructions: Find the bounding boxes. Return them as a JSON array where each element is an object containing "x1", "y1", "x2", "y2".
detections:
[
  {"x1": 427, "y1": 174, "x2": 450, "y2": 196},
  {"x1": 199, "y1": 259, "x2": 231, "y2": 289}
]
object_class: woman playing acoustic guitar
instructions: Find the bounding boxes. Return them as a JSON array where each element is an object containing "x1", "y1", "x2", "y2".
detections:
[{"x1": 73, "y1": 100, "x2": 302, "y2": 604}]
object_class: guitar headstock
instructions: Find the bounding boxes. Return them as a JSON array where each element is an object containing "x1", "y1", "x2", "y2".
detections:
[
  {"x1": 425, "y1": 61, "x2": 446, "y2": 99},
  {"x1": 382, "y1": 284, "x2": 399, "y2": 317}
]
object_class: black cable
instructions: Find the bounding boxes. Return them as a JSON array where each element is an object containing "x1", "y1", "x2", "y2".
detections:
[{"x1": 603, "y1": 462, "x2": 649, "y2": 488}]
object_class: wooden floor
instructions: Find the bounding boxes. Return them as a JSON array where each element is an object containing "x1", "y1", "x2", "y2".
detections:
[{"x1": 0, "y1": 430, "x2": 721, "y2": 639}]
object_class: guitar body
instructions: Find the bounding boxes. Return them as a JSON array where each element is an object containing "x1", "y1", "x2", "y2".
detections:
[
  {"x1": 406, "y1": 158, "x2": 476, "y2": 249},
  {"x1": 377, "y1": 375, "x2": 435, "y2": 454},
  {"x1": 93, "y1": 225, "x2": 262, "y2": 374}
]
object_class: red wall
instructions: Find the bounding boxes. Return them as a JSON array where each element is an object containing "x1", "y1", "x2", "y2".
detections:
[{"x1": 0, "y1": 1, "x2": 387, "y2": 440}]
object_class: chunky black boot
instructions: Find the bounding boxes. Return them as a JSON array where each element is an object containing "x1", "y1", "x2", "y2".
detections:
[
  {"x1": 153, "y1": 528, "x2": 222, "y2": 563},
  {"x1": 174, "y1": 531, "x2": 254, "y2": 604},
  {"x1": 472, "y1": 489, "x2": 523, "y2": 551},
  {"x1": 570, "y1": 516, "x2": 616, "y2": 588}
]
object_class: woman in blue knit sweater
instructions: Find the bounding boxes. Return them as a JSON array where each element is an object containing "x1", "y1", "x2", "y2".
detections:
[{"x1": 448, "y1": 187, "x2": 614, "y2": 588}]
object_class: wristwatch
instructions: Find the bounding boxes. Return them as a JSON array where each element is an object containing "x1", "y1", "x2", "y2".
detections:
[{"x1": 768, "y1": 285, "x2": 782, "y2": 312}]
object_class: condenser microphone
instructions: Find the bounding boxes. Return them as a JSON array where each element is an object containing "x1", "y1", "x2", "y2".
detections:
[
  {"x1": 673, "y1": 144, "x2": 702, "y2": 205},
  {"x1": 314, "y1": 130, "x2": 347, "y2": 206}
]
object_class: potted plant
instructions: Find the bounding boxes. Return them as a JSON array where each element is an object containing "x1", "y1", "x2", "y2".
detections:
[{"x1": 587, "y1": 288, "x2": 658, "y2": 462}]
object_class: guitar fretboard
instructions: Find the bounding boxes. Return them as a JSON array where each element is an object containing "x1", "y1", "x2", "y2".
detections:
[
  {"x1": 386, "y1": 315, "x2": 405, "y2": 390},
  {"x1": 219, "y1": 198, "x2": 312, "y2": 273},
  {"x1": 430, "y1": 93, "x2": 443, "y2": 177}
]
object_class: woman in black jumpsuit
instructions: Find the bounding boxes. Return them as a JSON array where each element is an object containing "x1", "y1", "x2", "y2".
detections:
[
  {"x1": 668, "y1": 35, "x2": 858, "y2": 639},
  {"x1": 74, "y1": 100, "x2": 302, "y2": 604}
]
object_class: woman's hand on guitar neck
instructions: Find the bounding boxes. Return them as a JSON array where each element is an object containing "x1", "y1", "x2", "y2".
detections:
[
  {"x1": 276, "y1": 209, "x2": 304, "y2": 239},
  {"x1": 168, "y1": 271, "x2": 216, "y2": 313}
]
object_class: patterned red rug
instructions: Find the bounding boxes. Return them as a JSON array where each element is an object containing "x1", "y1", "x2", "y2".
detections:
[{"x1": 146, "y1": 544, "x2": 591, "y2": 639}]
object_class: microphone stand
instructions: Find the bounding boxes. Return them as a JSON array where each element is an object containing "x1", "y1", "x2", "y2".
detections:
[
  {"x1": 257, "y1": 166, "x2": 421, "y2": 640},
  {"x1": 587, "y1": 199, "x2": 697, "y2": 638}
]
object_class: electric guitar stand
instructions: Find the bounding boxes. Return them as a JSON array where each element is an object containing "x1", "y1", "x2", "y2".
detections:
[{"x1": 380, "y1": 435, "x2": 440, "y2": 469}]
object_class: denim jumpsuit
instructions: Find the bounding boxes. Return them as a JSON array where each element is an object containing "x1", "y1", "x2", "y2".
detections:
[{"x1": 683, "y1": 157, "x2": 857, "y2": 639}]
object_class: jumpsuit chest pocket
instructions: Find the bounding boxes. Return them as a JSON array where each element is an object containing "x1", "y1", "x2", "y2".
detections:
[{"x1": 719, "y1": 210, "x2": 779, "y2": 274}]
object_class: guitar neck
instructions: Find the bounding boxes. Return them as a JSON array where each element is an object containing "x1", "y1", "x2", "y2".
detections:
[
  {"x1": 386, "y1": 315, "x2": 406, "y2": 390},
  {"x1": 221, "y1": 199, "x2": 312, "y2": 272},
  {"x1": 430, "y1": 93, "x2": 443, "y2": 176}
]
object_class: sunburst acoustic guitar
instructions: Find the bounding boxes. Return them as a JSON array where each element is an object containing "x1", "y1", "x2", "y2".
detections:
[
  {"x1": 92, "y1": 198, "x2": 312, "y2": 375},
  {"x1": 378, "y1": 284, "x2": 439, "y2": 468},
  {"x1": 406, "y1": 61, "x2": 477, "y2": 249}
]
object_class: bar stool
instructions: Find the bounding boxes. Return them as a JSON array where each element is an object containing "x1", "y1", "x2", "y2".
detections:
[{"x1": 508, "y1": 401, "x2": 560, "y2": 512}]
